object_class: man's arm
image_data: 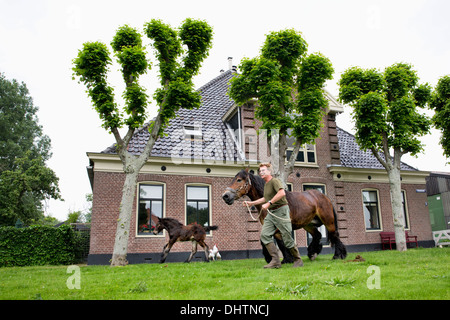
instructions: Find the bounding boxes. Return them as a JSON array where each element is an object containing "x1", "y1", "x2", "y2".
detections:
[
  {"x1": 261, "y1": 188, "x2": 285, "y2": 210},
  {"x1": 270, "y1": 188, "x2": 286, "y2": 204},
  {"x1": 243, "y1": 197, "x2": 266, "y2": 207}
]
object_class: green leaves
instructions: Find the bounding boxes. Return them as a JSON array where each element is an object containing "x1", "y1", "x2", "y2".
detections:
[
  {"x1": 0, "y1": 225, "x2": 77, "y2": 266},
  {"x1": 72, "y1": 42, "x2": 112, "y2": 86},
  {"x1": 430, "y1": 75, "x2": 450, "y2": 160},
  {"x1": 0, "y1": 152, "x2": 62, "y2": 225},
  {"x1": 179, "y1": 18, "x2": 213, "y2": 78},
  {"x1": 298, "y1": 53, "x2": 334, "y2": 91},
  {"x1": 384, "y1": 63, "x2": 418, "y2": 101},
  {"x1": 73, "y1": 42, "x2": 121, "y2": 130},
  {"x1": 338, "y1": 67, "x2": 384, "y2": 104},
  {"x1": 338, "y1": 63, "x2": 432, "y2": 156},
  {"x1": 229, "y1": 29, "x2": 333, "y2": 148},
  {"x1": 111, "y1": 25, "x2": 150, "y2": 129},
  {"x1": 261, "y1": 28, "x2": 307, "y2": 79},
  {"x1": 73, "y1": 19, "x2": 213, "y2": 135},
  {"x1": 353, "y1": 92, "x2": 388, "y2": 151}
]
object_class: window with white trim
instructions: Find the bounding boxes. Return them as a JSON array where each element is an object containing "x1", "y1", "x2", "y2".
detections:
[
  {"x1": 286, "y1": 144, "x2": 316, "y2": 164},
  {"x1": 362, "y1": 190, "x2": 381, "y2": 231},
  {"x1": 137, "y1": 184, "x2": 164, "y2": 236},
  {"x1": 186, "y1": 185, "x2": 211, "y2": 232}
]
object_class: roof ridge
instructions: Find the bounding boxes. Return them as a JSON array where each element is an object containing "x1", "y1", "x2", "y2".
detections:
[{"x1": 196, "y1": 69, "x2": 234, "y2": 92}]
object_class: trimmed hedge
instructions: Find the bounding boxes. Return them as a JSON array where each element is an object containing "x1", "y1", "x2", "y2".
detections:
[{"x1": 0, "y1": 225, "x2": 77, "y2": 267}]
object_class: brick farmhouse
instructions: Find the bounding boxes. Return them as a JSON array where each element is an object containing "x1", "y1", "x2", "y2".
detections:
[{"x1": 86, "y1": 69, "x2": 434, "y2": 265}]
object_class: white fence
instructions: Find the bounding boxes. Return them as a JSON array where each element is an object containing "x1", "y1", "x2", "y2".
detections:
[{"x1": 432, "y1": 230, "x2": 450, "y2": 247}]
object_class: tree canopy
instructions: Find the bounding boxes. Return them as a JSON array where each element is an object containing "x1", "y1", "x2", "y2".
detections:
[
  {"x1": 0, "y1": 73, "x2": 61, "y2": 225},
  {"x1": 338, "y1": 63, "x2": 432, "y2": 164},
  {"x1": 229, "y1": 29, "x2": 333, "y2": 180},
  {"x1": 430, "y1": 75, "x2": 450, "y2": 162}
]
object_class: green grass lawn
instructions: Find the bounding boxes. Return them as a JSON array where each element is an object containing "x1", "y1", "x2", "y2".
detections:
[{"x1": 0, "y1": 247, "x2": 448, "y2": 300}]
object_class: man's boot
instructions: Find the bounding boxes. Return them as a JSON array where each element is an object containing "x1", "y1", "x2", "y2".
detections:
[
  {"x1": 263, "y1": 242, "x2": 281, "y2": 269},
  {"x1": 289, "y1": 247, "x2": 304, "y2": 268}
]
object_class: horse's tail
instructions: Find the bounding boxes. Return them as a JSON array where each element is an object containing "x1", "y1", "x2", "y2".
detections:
[{"x1": 204, "y1": 225, "x2": 218, "y2": 232}]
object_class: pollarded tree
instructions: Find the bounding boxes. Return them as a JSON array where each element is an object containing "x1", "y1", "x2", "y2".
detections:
[
  {"x1": 429, "y1": 75, "x2": 450, "y2": 162},
  {"x1": 72, "y1": 19, "x2": 213, "y2": 266},
  {"x1": 229, "y1": 29, "x2": 334, "y2": 184},
  {"x1": 338, "y1": 63, "x2": 432, "y2": 251}
]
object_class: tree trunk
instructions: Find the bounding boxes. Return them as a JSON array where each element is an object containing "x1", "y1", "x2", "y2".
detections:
[
  {"x1": 372, "y1": 145, "x2": 407, "y2": 252},
  {"x1": 387, "y1": 164, "x2": 407, "y2": 252},
  {"x1": 110, "y1": 157, "x2": 141, "y2": 266}
]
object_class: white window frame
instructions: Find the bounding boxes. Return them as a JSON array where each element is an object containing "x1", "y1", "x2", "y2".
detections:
[{"x1": 135, "y1": 182, "x2": 166, "y2": 237}]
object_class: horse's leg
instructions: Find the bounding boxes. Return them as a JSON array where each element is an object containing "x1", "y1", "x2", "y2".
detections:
[
  {"x1": 304, "y1": 225, "x2": 323, "y2": 261},
  {"x1": 186, "y1": 241, "x2": 198, "y2": 263},
  {"x1": 329, "y1": 229, "x2": 347, "y2": 259},
  {"x1": 274, "y1": 231, "x2": 294, "y2": 264},
  {"x1": 198, "y1": 240, "x2": 210, "y2": 262},
  {"x1": 319, "y1": 206, "x2": 347, "y2": 260},
  {"x1": 160, "y1": 242, "x2": 174, "y2": 263}
]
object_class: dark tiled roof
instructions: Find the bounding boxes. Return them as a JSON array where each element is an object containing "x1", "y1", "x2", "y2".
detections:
[
  {"x1": 337, "y1": 127, "x2": 417, "y2": 171},
  {"x1": 102, "y1": 70, "x2": 244, "y2": 162}
]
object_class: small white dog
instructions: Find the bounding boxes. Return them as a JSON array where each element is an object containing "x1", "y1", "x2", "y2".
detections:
[{"x1": 208, "y1": 244, "x2": 221, "y2": 261}]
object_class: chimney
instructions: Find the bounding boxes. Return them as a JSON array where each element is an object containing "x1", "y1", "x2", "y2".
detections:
[{"x1": 228, "y1": 57, "x2": 233, "y2": 70}]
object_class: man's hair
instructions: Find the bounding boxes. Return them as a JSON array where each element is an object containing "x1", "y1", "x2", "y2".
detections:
[{"x1": 259, "y1": 163, "x2": 272, "y2": 173}]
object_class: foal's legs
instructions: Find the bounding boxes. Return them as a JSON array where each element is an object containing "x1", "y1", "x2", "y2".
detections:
[
  {"x1": 160, "y1": 242, "x2": 174, "y2": 263},
  {"x1": 186, "y1": 241, "x2": 198, "y2": 263},
  {"x1": 198, "y1": 240, "x2": 210, "y2": 262}
]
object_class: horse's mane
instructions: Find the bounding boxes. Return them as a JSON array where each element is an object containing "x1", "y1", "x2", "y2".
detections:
[
  {"x1": 160, "y1": 217, "x2": 183, "y2": 228},
  {"x1": 249, "y1": 172, "x2": 265, "y2": 197},
  {"x1": 234, "y1": 169, "x2": 265, "y2": 197}
]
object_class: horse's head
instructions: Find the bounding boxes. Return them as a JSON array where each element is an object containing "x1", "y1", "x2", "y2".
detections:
[
  {"x1": 152, "y1": 217, "x2": 164, "y2": 235},
  {"x1": 222, "y1": 168, "x2": 252, "y2": 205}
]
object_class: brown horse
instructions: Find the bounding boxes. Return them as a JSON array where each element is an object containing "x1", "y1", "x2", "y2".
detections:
[
  {"x1": 153, "y1": 217, "x2": 218, "y2": 263},
  {"x1": 222, "y1": 169, "x2": 347, "y2": 262}
]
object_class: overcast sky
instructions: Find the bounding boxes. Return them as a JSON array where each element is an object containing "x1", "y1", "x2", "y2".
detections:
[{"x1": 1, "y1": 0, "x2": 449, "y2": 221}]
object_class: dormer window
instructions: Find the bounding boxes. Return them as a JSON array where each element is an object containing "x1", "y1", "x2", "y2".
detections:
[
  {"x1": 286, "y1": 144, "x2": 317, "y2": 165},
  {"x1": 225, "y1": 110, "x2": 242, "y2": 146},
  {"x1": 223, "y1": 106, "x2": 245, "y2": 159},
  {"x1": 184, "y1": 125, "x2": 202, "y2": 141}
]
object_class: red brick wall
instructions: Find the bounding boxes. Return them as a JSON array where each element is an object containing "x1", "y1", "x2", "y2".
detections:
[
  {"x1": 334, "y1": 182, "x2": 432, "y2": 246},
  {"x1": 89, "y1": 171, "x2": 262, "y2": 255}
]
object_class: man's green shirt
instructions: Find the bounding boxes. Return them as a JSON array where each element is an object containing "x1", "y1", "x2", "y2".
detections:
[{"x1": 263, "y1": 177, "x2": 288, "y2": 209}]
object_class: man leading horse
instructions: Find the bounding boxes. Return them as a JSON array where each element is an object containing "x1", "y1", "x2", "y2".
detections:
[{"x1": 243, "y1": 163, "x2": 303, "y2": 269}]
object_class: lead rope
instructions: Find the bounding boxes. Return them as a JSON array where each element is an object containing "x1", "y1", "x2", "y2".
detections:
[
  {"x1": 244, "y1": 201, "x2": 259, "y2": 221},
  {"x1": 244, "y1": 201, "x2": 291, "y2": 222},
  {"x1": 265, "y1": 207, "x2": 292, "y2": 222}
]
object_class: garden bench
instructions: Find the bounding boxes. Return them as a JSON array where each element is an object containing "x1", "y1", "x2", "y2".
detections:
[
  {"x1": 432, "y1": 230, "x2": 450, "y2": 247},
  {"x1": 380, "y1": 231, "x2": 418, "y2": 250}
]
